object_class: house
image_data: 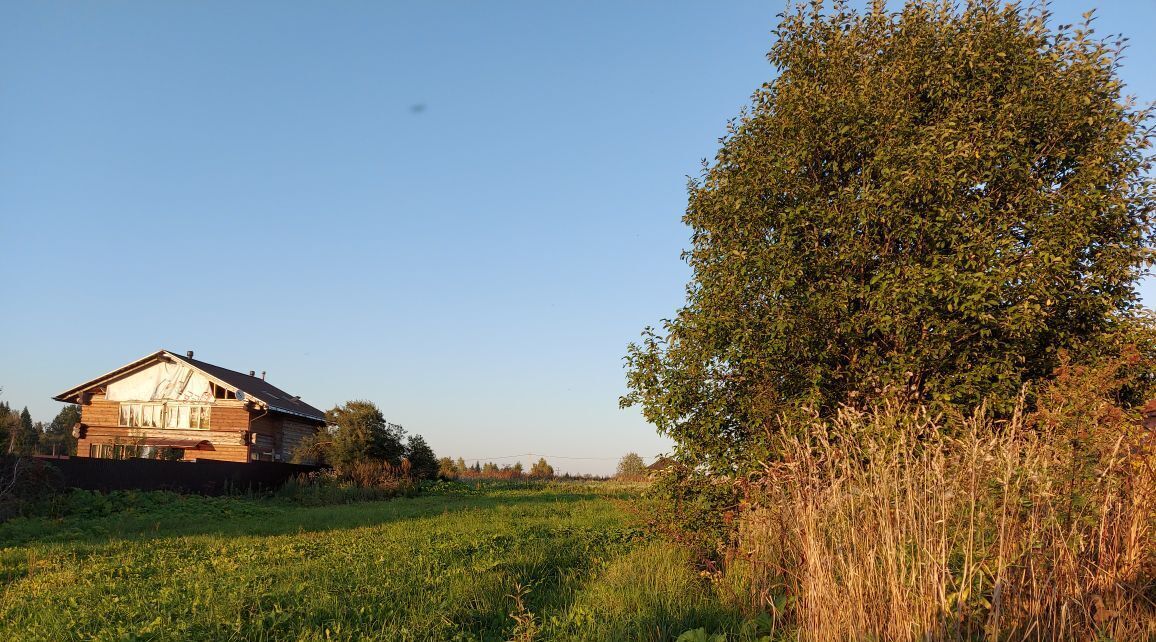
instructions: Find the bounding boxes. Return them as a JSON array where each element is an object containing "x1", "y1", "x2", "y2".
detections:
[
  {"x1": 53, "y1": 350, "x2": 326, "y2": 463},
  {"x1": 646, "y1": 456, "x2": 676, "y2": 473}
]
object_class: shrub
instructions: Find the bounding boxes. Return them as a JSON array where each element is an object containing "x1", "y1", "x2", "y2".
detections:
[
  {"x1": 0, "y1": 456, "x2": 64, "y2": 521},
  {"x1": 642, "y1": 461, "x2": 742, "y2": 562},
  {"x1": 278, "y1": 459, "x2": 419, "y2": 506}
]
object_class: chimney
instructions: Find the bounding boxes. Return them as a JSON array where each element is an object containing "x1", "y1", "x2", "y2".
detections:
[
  {"x1": 187, "y1": 350, "x2": 194, "y2": 359},
  {"x1": 249, "y1": 370, "x2": 255, "y2": 377},
  {"x1": 261, "y1": 371, "x2": 266, "y2": 380}
]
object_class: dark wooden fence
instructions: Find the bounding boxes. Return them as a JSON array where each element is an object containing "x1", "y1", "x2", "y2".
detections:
[{"x1": 34, "y1": 456, "x2": 320, "y2": 495}]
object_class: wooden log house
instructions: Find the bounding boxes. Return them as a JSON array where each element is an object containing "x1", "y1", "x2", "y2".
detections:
[{"x1": 53, "y1": 350, "x2": 326, "y2": 463}]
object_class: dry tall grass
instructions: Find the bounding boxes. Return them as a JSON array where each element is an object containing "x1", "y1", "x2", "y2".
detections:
[{"x1": 733, "y1": 363, "x2": 1156, "y2": 641}]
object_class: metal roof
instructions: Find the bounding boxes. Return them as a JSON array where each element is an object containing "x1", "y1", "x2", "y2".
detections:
[{"x1": 168, "y1": 352, "x2": 326, "y2": 423}]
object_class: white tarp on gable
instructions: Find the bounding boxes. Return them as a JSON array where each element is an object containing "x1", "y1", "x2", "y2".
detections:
[{"x1": 106, "y1": 362, "x2": 215, "y2": 403}]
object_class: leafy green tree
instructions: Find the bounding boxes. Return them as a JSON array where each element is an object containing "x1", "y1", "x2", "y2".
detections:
[
  {"x1": 0, "y1": 401, "x2": 11, "y2": 453},
  {"x1": 437, "y1": 457, "x2": 458, "y2": 479},
  {"x1": 290, "y1": 431, "x2": 329, "y2": 465},
  {"x1": 8, "y1": 407, "x2": 38, "y2": 455},
  {"x1": 528, "y1": 457, "x2": 554, "y2": 480},
  {"x1": 615, "y1": 452, "x2": 646, "y2": 480},
  {"x1": 325, "y1": 401, "x2": 406, "y2": 470},
  {"x1": 623, "y1": 1, "x2": 1155, "y2": 475},
  {"x1": 405, "y1": 434, "x2": 439, "y2": 480},
  {"x1": 42, "y1": 405, "x2": 81, "y2": 456}
]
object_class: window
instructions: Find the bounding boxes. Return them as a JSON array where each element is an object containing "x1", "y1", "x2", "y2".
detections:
[
  {"x1": 190, "y1": 406, "x2": 209, "y2": 429},
  {"x1": 120, "y1": 403, "x2": 163, "y2": 427},
  {"x1": 119, "y1": 403, "x2": 211, "y2": 429},
  {"x1": 89, "y1": 444, "x2": 185, "y2": 460},
  {"x1": 212, "y1": 384, "x2": 237, "y2": 400},
  {"x1": 141, "y1": 404, "x2": 161, "y2": 427}
]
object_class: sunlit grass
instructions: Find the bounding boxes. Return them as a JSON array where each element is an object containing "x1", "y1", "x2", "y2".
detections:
[{"x1": 0, "y1": 482, "x2": 750, "y2": 641}]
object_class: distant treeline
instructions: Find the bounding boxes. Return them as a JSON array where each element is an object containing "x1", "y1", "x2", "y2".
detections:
[
  {"x1": 0, "y1": 399, "x2": 79, "y2": 457},
  {"x1": 437, "y1": 456, "x2": 556, "y2": 481}
]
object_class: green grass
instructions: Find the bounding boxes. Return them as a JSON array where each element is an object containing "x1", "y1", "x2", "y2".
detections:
[{"x1": 0, "y1": 482, "x2": 752, "y2": 641}]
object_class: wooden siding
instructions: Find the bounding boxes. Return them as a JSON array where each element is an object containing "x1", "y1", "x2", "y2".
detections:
[
  {"x1": 75, "y1": 395, "x2": 317, "y2": 464},
  {"x1": 77, "y1": 426, "x2": 251, "y2": 463},
  {"x1": 80, "y1": 396, "x2": 119, "y2": 427},
  {"x1": 77, "y1": 396, "x2": 251, "y2": 463},
  {"x1": 249, "y1": 414, "x2": 321, "y2": 462},
  {"x1": 280, "y1": 418, "x2": 320, "y2": 461},
  {"x1": 210, "y1": 403, "x2": 251, "y2": 430}
]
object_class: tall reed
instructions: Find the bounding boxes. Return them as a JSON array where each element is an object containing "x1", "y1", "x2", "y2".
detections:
[{"x1": 733, "y1": 364, "x2": 1155, "y2": 641}]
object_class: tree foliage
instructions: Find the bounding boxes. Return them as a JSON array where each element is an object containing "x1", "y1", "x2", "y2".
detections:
[
  {"x1": 437, "y1": 457, "x2": 459, "y2": 479},
  {"x1": 615, "y1": 452, "x2": 646, "y2": 479},
  {"x1": 41, "y1": 405, "x2": 81, "y2": 456},
  {"x1": 528, "y1": 457, "x2": 554, "y2": 479},
  {"x1": 8, "y1": 407, "x2": 38, "y2": 456},
  {"x1": 623, "y1": 1, "x2": 1155, "y2": 474},
  {"x1": 324, "y1": 400, "x2": 407, "y2": 470},
  {"x1": 0, "y1": 402, "x2": 14, "y2": 455},
  {"x1": 404, "y1": 434, "x2": 439, "y2": 480}
]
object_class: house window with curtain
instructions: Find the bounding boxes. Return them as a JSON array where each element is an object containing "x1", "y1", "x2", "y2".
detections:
[{"x1": 118, "y1": 403, "x2": 211, "y2": 429}]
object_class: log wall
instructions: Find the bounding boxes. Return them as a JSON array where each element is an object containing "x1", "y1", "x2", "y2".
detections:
[
  {"x1": 77, "y1": 395, "x2": 250, "y2": 463},
  {"x1": 75, "y1": 394, "x2": 320, "y2": 464}
]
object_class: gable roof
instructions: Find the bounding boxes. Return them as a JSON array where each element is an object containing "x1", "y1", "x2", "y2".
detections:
[
  {"x1": 53, "y1": 349, "x2": 327, "y2": 424},
  {"x1": 647, "y1": 455, "x2": 676, "y2": 471}
]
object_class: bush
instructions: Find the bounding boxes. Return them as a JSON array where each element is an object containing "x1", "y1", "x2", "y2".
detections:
[
  {"x1": 642, "y1": 461, "x2": 742, "y2": 562},
  {"x1": 278, "y1": 460, "x2": 419, "y2": 506},
  {"x1": 0, "y1": 456, "x2": 64, "y2": 521}
]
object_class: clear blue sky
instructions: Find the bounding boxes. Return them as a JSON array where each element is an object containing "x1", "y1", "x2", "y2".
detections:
[{"x1": 2, "y1": 1, "x2": 1154, "y2": 474}]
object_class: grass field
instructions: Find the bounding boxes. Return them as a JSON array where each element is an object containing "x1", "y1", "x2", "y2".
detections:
[{"x1": 0, "y1": 482, "x2": 755, "y2": 642}]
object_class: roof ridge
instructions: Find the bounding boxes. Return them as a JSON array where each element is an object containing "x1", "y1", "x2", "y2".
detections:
[
  {"x1": 175, "y1": 353, "x2": 263, "y2": 381},
  {"x1": 167, "y1": 352, "x2": 325, "y2": 423}
]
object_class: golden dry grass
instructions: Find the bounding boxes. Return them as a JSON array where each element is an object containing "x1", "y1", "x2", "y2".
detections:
[{"x1": 731, "y1": 388, "x2": 1156, "y2": 641}]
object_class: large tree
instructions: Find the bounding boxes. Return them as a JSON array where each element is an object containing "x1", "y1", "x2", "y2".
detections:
[
  {"x1": 8, "y1": 407, "x2": 38, "y2": 455},
  {"x1": 325, "y1": 400, "x2": 406, "y2": 470},
  {"x1": 528, "y1": 457, "x2": 554, "y2": 480},
  {"x1": 624, "y1": 1, "x2": 1155, "y2": 474},
  {"x1": 404, "y1": 434, "x2": 439, "y2": 480},
  {"x1": 0, "y1": 401, "x2": 11, "y2": 453},
  {"x1": 616, "y1": 452, "x2": 646, "y2": 480},
  {"x1": 42, "y1": 405, "x2": 81, "y2": 456}
]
